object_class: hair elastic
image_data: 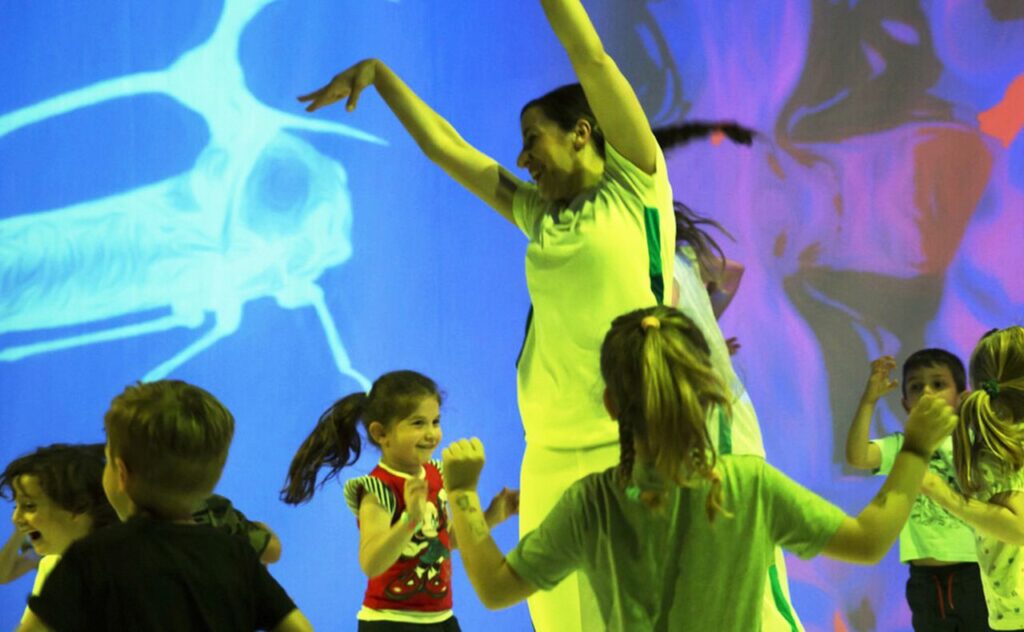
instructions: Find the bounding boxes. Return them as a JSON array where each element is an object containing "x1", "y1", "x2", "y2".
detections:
[
  {"x1": 641, "y1": 315, "x2": 661, "y2": 331},
  {"x1": 982, "y1": 379, "x2": 1001, "y2": 397}
]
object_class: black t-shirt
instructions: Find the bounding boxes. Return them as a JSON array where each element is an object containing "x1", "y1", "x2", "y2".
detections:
[{"x1": 28, "y1": 516, "x2": 296, "y2": 631}]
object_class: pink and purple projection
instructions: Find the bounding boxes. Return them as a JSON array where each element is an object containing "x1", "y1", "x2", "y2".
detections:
[{"x1": 0, "y1": 1, "x2": 1021, "y2": 630}]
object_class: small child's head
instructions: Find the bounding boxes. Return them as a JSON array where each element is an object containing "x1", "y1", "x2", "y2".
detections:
[
  {"x1": 282, "y1": 370, "x2": 441, "y2": 504},
  {"x1": 600, "y1": 305, "x2": 731, "y2": 517},
  {"x1": 103, "y1": 380, "x2": 235, "y2": 521},
  {"x1": 900, "y1": 348, "x2": 967, "y2": 412},
  {"x1": 954, "y1": 326, "x2": 1024, "y2": 493},
  {"x1": 1, "y1": 443, "x2": 117, "y2": 556}
]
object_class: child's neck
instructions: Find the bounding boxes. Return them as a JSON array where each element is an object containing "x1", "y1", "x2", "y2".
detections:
[{"x1": 379, "y1": 457, "x2": 425, "y2": 478}]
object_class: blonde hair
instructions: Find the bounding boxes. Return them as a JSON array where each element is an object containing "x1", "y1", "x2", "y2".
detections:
[
  {"x1": 600, "y1": 305, "x2": 732, "y2": 519},
  {"x1": 105, "y1": 380, "x2": 234, "y2": 518},
  {"x1": 954, "y1": 326, "x2": 1024, "y2": 495}
]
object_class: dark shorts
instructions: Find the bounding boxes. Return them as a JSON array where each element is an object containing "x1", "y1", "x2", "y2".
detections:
[
  {"x1": 357, "y1": 616, "x2": 461, "y2": 632},
  {"x1": 906, "y1": 562, "x2": 993, "y2": 631}
]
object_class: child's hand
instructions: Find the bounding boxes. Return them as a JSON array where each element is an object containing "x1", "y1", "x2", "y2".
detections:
[
  {"x1": 904, "y1": 394, "x2": 958, "y2": 456},
  {"x1": 484, "y1": 488, "x2": 520, "y2": 526},
  {"x1": 862, "y1": 356, "x2": 899, "y2": 403},
  {"x1": 404, "y1": 478, "x2": 428, "y2": 526},
  {"x1": 725, "y1": 337, "x2": 741, "y2": 356},
  {"x1": 443, "y1": 438, "x2": 485, "y2": 492}
]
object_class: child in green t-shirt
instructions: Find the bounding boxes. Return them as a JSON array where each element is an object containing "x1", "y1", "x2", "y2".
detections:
[
  {"x1": 845, "y1": 349, "x2": 991, "y2": 630},
  {"x1": 442, "y1": 305, "x2": 957, "y2": 631},
  {"x1": 921, "y1": 326, "x2": 1024, "y2": 631}
]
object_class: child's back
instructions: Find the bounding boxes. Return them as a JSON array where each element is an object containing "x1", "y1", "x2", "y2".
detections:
[
  {"x1": 28, "y1": 515, "x2": 293, "y2": 630},
  {"x1": 507, "y1": 454, "x2": 842, "y2": 631}
]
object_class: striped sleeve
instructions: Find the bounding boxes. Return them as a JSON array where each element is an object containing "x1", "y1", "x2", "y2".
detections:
[{"x1": 343, "y1": 475, "x2": 397, "y2": 517}]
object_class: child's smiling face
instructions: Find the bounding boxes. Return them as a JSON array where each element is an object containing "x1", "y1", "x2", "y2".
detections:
[
  {"x1": 10, "y1": 475, "x2": 92, "y2": 556},
  {"x1": 376, "y1": 396, "x2": 442, "y2": 476}
]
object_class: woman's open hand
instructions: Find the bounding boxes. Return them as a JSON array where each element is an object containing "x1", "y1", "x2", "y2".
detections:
[{"x1": 298, "y1": 59, "x2": 379, "y2": 113}]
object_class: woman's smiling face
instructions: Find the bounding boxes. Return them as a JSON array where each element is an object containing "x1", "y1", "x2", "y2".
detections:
[
  {"x1": 517, "y1": 106, "x2": 581, "y2": 202},
  {"x1": 10, "y1": 474, "x2": 92, "y2": 556}
]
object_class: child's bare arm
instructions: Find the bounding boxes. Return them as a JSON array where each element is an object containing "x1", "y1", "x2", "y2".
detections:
[
  {"x1": 702, "y1": 258, "x2": 744, "y2": 319},
  {"x1": 826, "y1": 395, "x2": 957, "y2": 563},
  {"x1": 0, "y1": 529, "x2": 38, "y2": 583},
  {"x1": 270, "y1": 609, "x2": 314, "y2": 632},
  {"x1": 357, "y1": 481, "x2": 427, "y2": 578},
  {"x1": 845, "y1": 356, "x2": 898, "y2": 470},
  {"x1": 449, "y1": 487, "x2": 519, "y2": 550},
  {"x1": 254, "y1": 522, "x2": 283, "y2": 565},
  {"x1": 15, "y1": 610, "x2": 50, "y2": 632},
  {"x1": 923, "y1": 474, "x2": 1024, "y2": 545},
  {"x1": 445, "y1": 440, "x2": 537, "y2": 610}
]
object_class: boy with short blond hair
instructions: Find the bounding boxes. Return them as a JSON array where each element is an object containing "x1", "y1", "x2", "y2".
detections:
[{"x1": 20, "y1": 380, "x2": 311, "y2": 632}]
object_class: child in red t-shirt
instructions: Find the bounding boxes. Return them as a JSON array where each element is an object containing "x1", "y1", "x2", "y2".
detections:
[{"x1": 282, "y1": 371, "x2": 518, "y2": 631}]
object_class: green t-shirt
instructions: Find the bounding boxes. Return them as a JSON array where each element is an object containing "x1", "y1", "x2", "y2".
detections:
[
  {"x1": 872, "y1": 434, "x2": 977, "y2": 563},
  {"x1": 506, "y1": 455, "x2": 845, "y2": 631},
  {"x1": 971, "y1": 452, "x2": 1024, "y2": 630},
  {"x1": 512, "y1": 142, "x2": 676, "y2": 449}
]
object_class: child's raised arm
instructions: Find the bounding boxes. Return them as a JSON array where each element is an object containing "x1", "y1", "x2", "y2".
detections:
[
  {"x1": 539, "y1": 0, "x2": 659, "y2": 174},
  {"x1": 922, "y1": 473, "x2": 1024, "y2": 545},
  {"x1": 0, "y1": 529, "x2": 37, "y2": 584},
  {"x1": 300, "y1": 60, "x2": 524, "y2": 224},
  {"x1": 825, "y1": 394, "x2": 957, "y2": 563},
  {"x1": 444, "y1": 439, "x2": 536, "y2": 610},
  {"x1": 356, "y1": 479, "x2": 428, "y2": 578},
  {"x1": 844, "y1": 356, "x2": 898, "y2": 470}
]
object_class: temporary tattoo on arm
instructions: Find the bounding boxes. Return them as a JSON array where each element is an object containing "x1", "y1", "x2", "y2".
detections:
[{"x1": 453, "y1": 492, "x2": 490, "y2": 540}]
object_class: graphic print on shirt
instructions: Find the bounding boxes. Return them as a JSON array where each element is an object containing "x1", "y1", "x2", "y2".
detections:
[
  {"x1": 914, "y1": 443, "x2": 968, "y2": 528},
  {"x1": 387, "y1": 487, "x2": 450, "y2": 601}
]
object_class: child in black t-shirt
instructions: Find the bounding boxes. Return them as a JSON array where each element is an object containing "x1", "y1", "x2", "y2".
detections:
[{"x1": 19, "y1": 380, "x2": 311, "y2": 632}]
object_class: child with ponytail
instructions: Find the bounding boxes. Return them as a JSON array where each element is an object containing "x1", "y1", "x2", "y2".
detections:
[
  {"x1": 922, "y1": 326, "x2": 1024, "y2": 630},
  {"x1": 281, "y1": 371, "x2": 517, "y2": 631},
  {"x1": 443, "y1": 306, "x2": 957, "y2": 631}
]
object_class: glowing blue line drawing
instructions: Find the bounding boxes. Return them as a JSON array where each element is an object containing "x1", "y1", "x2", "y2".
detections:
[{"x1": 0, "y1": 0, "x2": 382, "y2": 389}]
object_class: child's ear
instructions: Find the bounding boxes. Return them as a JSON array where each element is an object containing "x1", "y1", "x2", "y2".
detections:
[
  {"x1": 901, "y1": 397, "x2": 911, "y2": 414},
  {"x1": 114, "y1": 457, "x2": 130, "y2": 492},
  {"x1": 368, "y1": 421, "x2": 387, "y2": 444}
]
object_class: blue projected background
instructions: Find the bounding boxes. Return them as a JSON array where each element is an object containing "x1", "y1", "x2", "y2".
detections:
[{"x1": 2, "y1": 1, "x2": 1022, "y2": 629}]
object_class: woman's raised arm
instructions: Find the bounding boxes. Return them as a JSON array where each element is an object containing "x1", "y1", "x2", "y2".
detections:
[
  {"x1": 300, "y1": 59, "x2": 524, "y2": 224},
  {"x1": 539, "y1": 0, "x2": 659, "y2": 174}
]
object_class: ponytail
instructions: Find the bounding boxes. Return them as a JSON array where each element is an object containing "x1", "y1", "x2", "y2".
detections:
[
  {"x1": 281, "y1": 393, "x2": 367, "y2": 505},
  {"x1": 604, "y1": 306, "x2": 732, "y2": 519},
  {"x1": 954, "y1": 326, "x2": 1024, "y2": 495},
  {"x1": 652, "y1": 122, "x2": 754, "y2": 276},
  {"x1": 653, "y1": 121, "x2": 756, "y2": 151}
]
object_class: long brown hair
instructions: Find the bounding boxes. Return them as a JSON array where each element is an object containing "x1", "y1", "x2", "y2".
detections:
[
  {"x1": 600, "y1": 306, "x2": 732, "y2": 519},
  {"x1": 955, "y1": 326, "x2": 1024, "y2": 494},
  {"x1": 281, "y1": 371, "x2": 441, "y2": 505}
]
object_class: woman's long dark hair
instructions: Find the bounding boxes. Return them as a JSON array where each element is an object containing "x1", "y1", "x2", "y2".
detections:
[{"x1": 654, "y1": 121, "x2": 757, "y2": 269}]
